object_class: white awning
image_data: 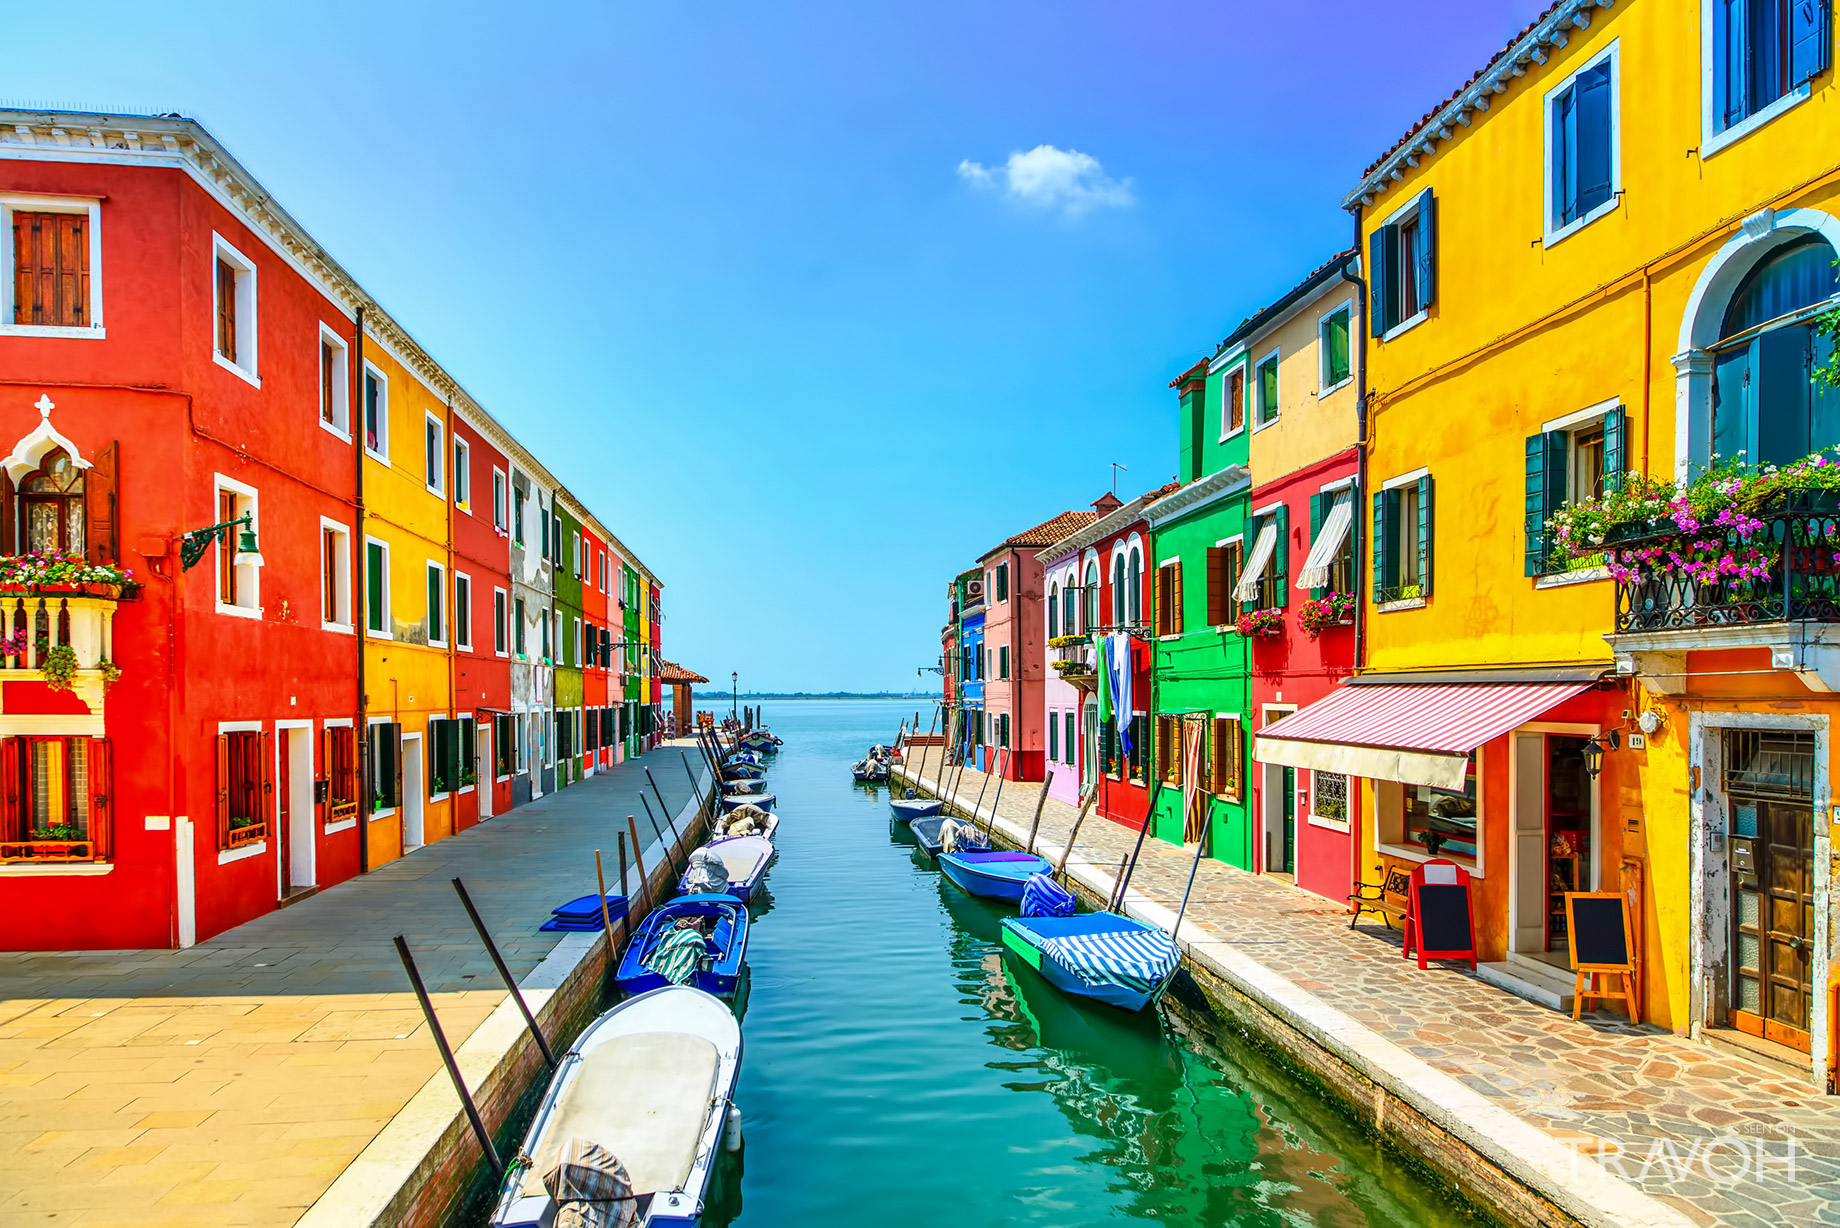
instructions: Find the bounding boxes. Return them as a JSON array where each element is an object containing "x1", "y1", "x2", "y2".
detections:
[
  {"x1": 1231, "y1": 521, "x2": 1279, "y2": 603},
  {"x1": 1295, "y1": 493, "x2": 1353, "y2": 591}
]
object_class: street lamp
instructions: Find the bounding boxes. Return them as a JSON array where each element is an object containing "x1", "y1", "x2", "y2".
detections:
[
  {"x1": 178, "y1": 510, "x2": 262, "y2": 572},
  {"x1": 731, "y1": 672, "x2": 738, "y2": 720}
]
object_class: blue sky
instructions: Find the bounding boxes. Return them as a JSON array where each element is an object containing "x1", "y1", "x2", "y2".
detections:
[{"x1": 2, "y1": 0, "x2": 1546, "y2": 693}]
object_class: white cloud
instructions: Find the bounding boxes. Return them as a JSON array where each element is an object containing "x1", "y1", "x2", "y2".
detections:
[{"x1": 956, "y1": 145, "x2": 1133, "y2": 216}]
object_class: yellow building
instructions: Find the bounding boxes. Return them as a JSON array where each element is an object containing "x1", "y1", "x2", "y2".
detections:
[{"x1": 1299, "y1": 0, "x2": 1839, "y2": 1085}]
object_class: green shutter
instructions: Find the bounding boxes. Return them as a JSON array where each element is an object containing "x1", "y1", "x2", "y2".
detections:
[
  {"x1": 1273, "y1": 504, "x2": 1290, "y2": 609},
  {"x1": 1414, "y1": 189, "x2": 1436, "y2": 313},
  {"x1": 1369, "y1": 227, "x2": 1391, "y2": 337},
  {"x1": 1524, "y1": 433, "x2": 1548, "y2": 577},
  {"x1": 1372, "y1": 490, "x2": 1391, "y2": 599},
  {"x1": 1416, "y1": 475, "x2": 1435, "y2": 597},
  {"x1": 1309, "y1": 493, "x2": 1326, "y2": 600},
  {"x1": 1602, "y1": 406, "x2": 1626, "y2": 494},
  {"x1": 1346, "y1": 481, "x2": 1361, "y2": 602},
  {"x1": 366, "y1": 544, "x2": 384, "y2": 631}
]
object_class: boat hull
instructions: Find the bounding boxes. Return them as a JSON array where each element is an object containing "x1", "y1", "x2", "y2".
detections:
[
  {"x1": 937, "y1": 851, "x2": 1053, "y2": 902},
  {"x1": 614, "y1": 895, "x2": 749, "y2": 999},
  {"x1": 889, "y1": 798, "x2": 942, "y2": 822},
  {"x1": 720, "y1": 792, "x2": 774, "y2": 813},
  {"x1": 998, "y1": 914, "x2": 1178, "y2": 1012}
]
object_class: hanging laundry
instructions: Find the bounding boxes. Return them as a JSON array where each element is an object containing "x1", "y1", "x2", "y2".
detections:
[
  {"x1": 1110, "y1": 633, "x2": 1135, "y2": 756},
  {"x1": 1095, "y1": 635, "x2": 1112, "y2": 728}
]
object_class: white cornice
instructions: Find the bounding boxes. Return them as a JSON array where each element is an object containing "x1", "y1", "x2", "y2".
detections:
[
  {"x1": 1143, "y1": 465, "x2": 1251, "y2": 526},
  {"x1": 0, "y1": 108, "x2": 659, "y2": 586},
  {"x1": 1341, "y1": 0, "x2": 1613, "y2": 211},
  {"x1": 1042, "y1": 493, "x2": 1155, "y2": 560}
]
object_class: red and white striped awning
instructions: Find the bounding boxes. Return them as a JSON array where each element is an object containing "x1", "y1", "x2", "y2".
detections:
[{"x1": 1254, "y1": 681, "x2": 1593, "y2": 789}]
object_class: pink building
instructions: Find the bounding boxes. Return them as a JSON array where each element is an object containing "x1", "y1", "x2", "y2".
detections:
[{"x1": 977, "y1": 499, "x2": 1115, "y2": 782}]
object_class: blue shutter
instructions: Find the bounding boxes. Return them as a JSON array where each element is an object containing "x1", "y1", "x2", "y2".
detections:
[
  {"x1": 1413, "y1": 189, "x2": 1436, "y2": 313},
  {"x1": 1575, "y1": 63, "x2": 1613, "y2": 217},
  {"x1": 1716, "y1": 0, "x2": 1745, "y2": 129},
  {"x1": 1416, "y1": 475, "x2": 1435, "y2": 597},
  {"x1": 1524, "y1": 433, "x2": 1548, "y2": 577},
  {"x1": 1273, "y1": 504, "x2": 1290, "y2": 609},
  {"x1": 1368, "y1": 226, "x2": 1393, "y2": 336},
  {"x1": 1793, "y1": 1, "x2": 1832, "y2": 86},
  {"x1": 1602, "y1": 407, "x2": 1626, "y2": 494},
  {"x1": 1553, "y1": 83, "x2": 1577, "y2": 225}
]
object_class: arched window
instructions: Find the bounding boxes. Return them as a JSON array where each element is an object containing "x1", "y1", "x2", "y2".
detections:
[
  {"x1": 1127, "y1": 546, "x2": 1143, "y2": 624},
  {"x1": 1712, "y1": 235, "x2": 1840, "y2": 467},
  {"x1": 19, "y1": 448, "x2": 84, "y2": 554},
  {"x1": 1048, "y1": 583, "x2": 1059, "y2": 638},
  {"x1": 1112, "y1": 555, "x2": 1126, "y2": 627},
  {"x1": 1083, "y1": 561, "x2": 1099, "y2": 631}
]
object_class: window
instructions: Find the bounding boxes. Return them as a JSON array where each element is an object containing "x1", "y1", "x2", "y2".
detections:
[
  {"x1": 574, "y1": 532, "x2": 583, "y2": 579},
  {"x1": 1083, "y1": 560, "x2": 1100, "y2": 630},
  {"x1": 429, "y1": 717, "x2": 464, "y2": 796},
  {"x1": 998, "y1": 645, "x2": 1010, "y2": 679},
  {"x1": 1379, "y1": 755, "x2": 1478, "y2": 862},
  {"x1": 1708, "y1": 1, "x2": 1830, "y2": 149},
  {"x1": 1369, "y1": 190, "x2": 1436, "y2": 337},
  {"x1": 994, "y1": 562, "x2": 1009, "y2": 602},
  {"x1": 541, "y1": 608, "x2": 551, "y2": 662},
  {"x1": 1212, "y1": 716, "x2": 1243, "y2": 801},
  {"x1": 1319, "y1": 307, "x2": 1352, "y2": 391},
  {"x1": 1255, "y1": 351, "x2": 1280, "y2": 425},
  {"x1": 495, "y1": 713, "x2": 515, "y2": 779},
  {"x1": 323, "y1": 726, "x2": 357, "y2": 820},
  {"x1": 5, "y1": 202, "x2": 99, "y2": 332},
  {"x1": 1711, "y1": 235, "x2": 1840, "y2": 468},
  {"x1": 1048, "y1": 711, "x2": 1060, "y2": 762},
  {"x1": 1064, "y1": 711, "x2": 1076, "y2": 767},
  {"x1": 1223, "y1": 367, "x2": 1246, "y2": 437},
  {"x1": 1232, "y1": 512, "x2": 1286, "y2": 610},
  {"x1": 370, "y1": 723, "x2": 402, "y2": 811},
  {"x1": 19, "y1": 447, "x2": 85, "y2": 554},
  {"x1": 1524, "y1": 407, "x2": 1626, "y2": 575},
  {"x1": 540, "y1": 497, "x2": 550, "y2": 557},
  {"x1": 364, "y1": 364, "x2": 389, "y2": 460},
  {"x1": 1547, "y1": 46, "x2": 1617, "y2": 241},
  {"x1": 453, "y1": 437, "x2": 470, "y2": 509},
  {"x1": 1127, "y1": 547, "x2": 1142, "y2": 625},
  {"x1": 426, "y1": 563, "x2": 446, "y2": 646},
  {"x1": 515, "y1": 596, "x2": 527, "y2": 656},
  {"x1": 553, "y1": 514, "x2": 563, "y2": 566},
  {"x1": 494, "y1": 588, "x2": 508, "y2": 656},
  {"x1": 321, "y1": 519, "x2": 352, "y2": 630},
  {"x1": 514, "y1": 480, "x2": 527, "y2": 544},
  {"x1": 998, "y1": 713, "x2": 1010, "y2": 749},
  {"x1": 0, "y1": 736, "x2": 109, "y2": 861},
  {"x1": 1373, "y1": 475, "x2": 1434, "y2": 603},
  {"x1": 1312, "y1": 770, "x2": 1349, "y2": 825},
  {"x1": 211, "y1": 236, "x2": 257, "y2": 380},
  {"x1": 1301, "y1": 491, "x2": 1356, "y2": 597},
  {"x1": 1154, "y1": 561, "x2": 1183, "y2": 636},
  {"x1": 319, "y1": 328, "x2": 350, "y2": 436},
  {"x1": 1156, "y1": 715, "x2": 1183, "y2": 786},
  {"x1": 493, "y1": 470, "x2": 507, "y2": 531},
  {"x1": 454, "y1": 573, "x2": 472, "y2": 650},
  {"x1": 424, "y1": 415, "x2": 444, "y2": 495},
  {"x1": 214, "y1": 478, "x2": 261, "y2": 616},
  {"x1": 366, "y1": 538, "x2": 390, "y2": 635},
  {"x1": 1205, "y1": 539, "x2": 1244, "y2": 625},
  {"x1": 1048, "y1": 583, "x2": 1059, "y2": 637},
  {"x1": 216, "y1": 730, "x2": 268, "y2": 849},
  {"x1": 1112, "y1": 554, "x2": 1127, "y2": 627}
]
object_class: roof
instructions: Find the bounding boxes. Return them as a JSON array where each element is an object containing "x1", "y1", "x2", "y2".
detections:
[
  {"x1": 659, "y1": 660, "x2": 707, "y2": 684},
  {"x1": 982, "y1": 508, "x2": 1102, "y2": 559},
  {"x1": 1213, "y1": 250, "x2": 1357, "y2": 361},
  {"x1": 1342, "y1": 0, "x2": 1606, "y2": 211},
  {"x1": 1040, "y1": 480, "x2": 1183, "y2": 561}
]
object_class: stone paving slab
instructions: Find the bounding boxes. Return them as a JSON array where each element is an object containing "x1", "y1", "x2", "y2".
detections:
[
  {"x1": 900, "y1": 755, "x2": 1839, "y2": 1228},
  {"x1": 0, "y1": 748, "x2": 710, "y2": 1228}
]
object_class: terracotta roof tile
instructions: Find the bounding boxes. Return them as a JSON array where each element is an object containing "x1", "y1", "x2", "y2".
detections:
[
  {"x1": 985, "y1": 509, "x2": 1101, "y2": 557},
  {"x1": 659, "y1": 659, "x2": 707, "y2": 684}
]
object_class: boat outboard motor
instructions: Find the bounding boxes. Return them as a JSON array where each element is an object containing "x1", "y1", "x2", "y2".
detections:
[
  {"x1": 904, "y1": 787, "x2": 917, "y2": 799},
  {"x1": 683, "y1": 849, "x2": 728, "y2": 895}
]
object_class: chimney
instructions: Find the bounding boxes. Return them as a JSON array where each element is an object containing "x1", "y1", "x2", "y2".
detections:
[{"x1": 1091, "y1": 492, "x2": 1124, "y2": 514}]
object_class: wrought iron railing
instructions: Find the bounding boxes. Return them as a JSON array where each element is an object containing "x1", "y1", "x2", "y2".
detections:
[{"x1": 1613, "y1": 496, "x2": 1840, "y2": 632}]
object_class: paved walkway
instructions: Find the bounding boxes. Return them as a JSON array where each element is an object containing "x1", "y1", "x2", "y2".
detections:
[
  {"x1": 0, "y1": 747, "x2": 709, "y2": 1228},
  {"x1": 899, "y1": 754, "x2": 1840, "y2": 1228}
]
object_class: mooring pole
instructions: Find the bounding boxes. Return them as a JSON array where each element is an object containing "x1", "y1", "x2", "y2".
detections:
[
  {"x1": 394, "y1": 935, "x2": 504, "y2": 1181},
  {"x1": 1110, "y1": 780, "x2": 1164, "y2": 913},
  {"x1": 644, "y1": 768, "x2": 673, "y2": 841},
  {"x1": 1024, "y1": 770, "x2": 1054, "y2": 855},
  {"x1": 1054, "y1": 789, "x2": 1098, "y2": 879},
  {"x1": 981, "y1": 748, "x2": 1011, "y2": 841},
  {"x1": 1172, "y1": 821, "x2": 1213, "y2": 941},
  {"x1": 641, "y1": 793, "x2": 681, "y2": 877},
  {"x1": 681, "y1": 750, "x2": 701, "y2": 801},
  {"x1": 626, "y1": 814, "x2": 648, "y2": 918},
  {"x1": 450, "y1": 878, "x2": 556, "y2": 1070},
  {"x1": 615, "y1": 834, "x2": 630, "y2": 947}
]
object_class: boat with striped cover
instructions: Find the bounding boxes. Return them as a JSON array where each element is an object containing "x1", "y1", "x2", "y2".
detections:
[
  {"x1": 999, "y1": 912, "x2": 1182, "y2": 1012},
  {"x1": 614, "y1": 895, "x2": 750, "y2": 999},
  {"x1": 937, "y1": 850, "x2": 1053, "y2": 902}
]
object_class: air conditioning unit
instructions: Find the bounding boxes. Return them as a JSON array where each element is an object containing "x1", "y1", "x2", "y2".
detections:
[{"x1": 966, "y1": 580, "x2": 984, "y2": 600}]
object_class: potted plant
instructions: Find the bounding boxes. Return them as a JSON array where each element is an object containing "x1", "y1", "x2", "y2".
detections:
[
  {"x1": 1297, "y1": 592, "x2": 1357, "y2": 638},
  {"x1": 98, "y1": 659, "x2": 122, "y2": 691},
  {"x1": 31, "y1": 822, "x2": 83, "y2": 842},
  {"x1": 1047, "y1": 633, "x2": 1087, "y2": 649},
  {"x1": 1235, "y1": 608, "x2": 1285, "y2": 639},
  {"x1": 40, "y1": 644, "x2": 78, "y2": 692},
  {"x1": 459, "y1": 770, "x2": 478, "y2": 787}
]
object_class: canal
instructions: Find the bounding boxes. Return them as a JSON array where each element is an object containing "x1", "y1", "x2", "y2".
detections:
[{"x1": 708, "y1": 698, "x2": 1482, "y2": 1227}]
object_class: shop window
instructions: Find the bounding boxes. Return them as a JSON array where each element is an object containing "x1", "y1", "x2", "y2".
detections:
[
  {"x1": 1373, "y1": 475, "x2": 1434, "y2": 603},
  {"x1": 319, "y1": 328, "x2": 350, "y2": 436},
  {"x1": 370, "y1": 723, "x2": 401, "y2": 812},
  {"x1": 18, "y1": 447, "x2": 86, "y2": 554},
  {"x1": 1370, "y1": 189, "x2": 1436, "y2": 337},
  {"x1": 216, "y1": 730, "x2": 269, "y2": 849},
  {"x1": 1311, "y1": 770, "x2": 1349, "y2": 825},
  {"x1": 0, "y1": 736, "x2": 109, "y2": 862},
  {"x1": 1379, "y1": 754, "x2": 1477, "y2": 863},
  {"x1": 1711, "y1": 235, "x2": 1840, "y2": 467}
]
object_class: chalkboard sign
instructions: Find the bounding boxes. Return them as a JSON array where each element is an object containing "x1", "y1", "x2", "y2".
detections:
[
  {"x1": 1566, "y1": 893, "x2": 1631, "y2": 969},
  {"x1": 1404, "y1": 859, "x2": 1476, "y2": 971}
]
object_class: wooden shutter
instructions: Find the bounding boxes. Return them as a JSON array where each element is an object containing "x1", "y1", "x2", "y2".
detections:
[
  {"x1": 89, "y1": 739, "x2": 111, "y2": 859},
  {"x1": 12, "y1": 213, "x2": 88, "y2": 327},
  {"x1": 0, "y1": 470, "x2": 14, "y2": 557},
  {"x1": 11, "y1": 213, "x2": 34, "y2": 325},
  {"x1": 1524, "y1": 433, "x2": 1550, "y2": 576},
  {"x1": 1368, "y1": 225, "x2": 1392, "y2": 336},
  {"x1": 319, "y1": 727, "x2": 332, "y2": 815},
  {"x1": 260, "y1": 732, "x2": 274, "y2": 837},
  {"x1": 392, "y1": 725, "x2": 404, "y2": 808},
  {"x1": 1169, "y1": 562, "x2": 1183, "y2": 633},
  {"x1": 1792, "y1": 0, "x2": 1832, "y2": 86},
  {"x1": 1417, "y1": 475, "x2": 1436, "y2": 597},
  {"x1": 1602, "y1": 407, "x2": 1626, "y2": 494},
  {"x1": 215, "y1": 734, "x2": 231, "y2": 849},
  {"x1": 0, "y1": 737, "x2": 18, "y2": 843},
  {"x1": 1413, "y1": 189, "x2": 1436, "y2": 314},
  {"x1": 1205, "y1": 546, "x2": 1226, "y2": 626},
  {"x1": 1272, "y1": 505, "x2": 1289, "y2": 609},
  {"x1": 1374, "y1": 489, "x2": 1399, "y2": 596},
  {"x1": 215, "y1": 259, "x2": 238, "y2": 359},
  {"x1": 57, "y1": 216, "x2": 87, "y2": 325},
  {"x1": 84, "y1": 441, "x2": 118, "y2": 565}
]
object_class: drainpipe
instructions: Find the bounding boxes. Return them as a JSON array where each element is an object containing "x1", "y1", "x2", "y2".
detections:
[
  {"x1": 1340, "y1": 225, "x2": 1370, "y2": 907},
  {"x1": 446, "y1": 397, "x2": 459, "y2": 827},
  {"x1": 354, "y1": 305, "x2": 369, "y2": 874}
]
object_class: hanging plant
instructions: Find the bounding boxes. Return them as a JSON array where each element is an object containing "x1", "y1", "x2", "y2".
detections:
[
  {"x1": 1297, "y1": 592, "x2": 1357, "y2": 638},
  {"x1": 1046, "y1": 633, "x2": 1087, "y2": 649},
  {"x1": 99, "y1": 659, "x2": 122, "y2": 691},
  {"x1": 1235, "y1": 608, "x2": 1285, "y2": 639},
  {"x1": 40, "y1": 645, "x2": 78, "y2": 692},
  {"x1": 0, "y1": 629, "x2": 25, "y2": 657}
]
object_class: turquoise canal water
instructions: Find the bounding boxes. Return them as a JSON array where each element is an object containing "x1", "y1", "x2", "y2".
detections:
[{"x1": 700, "y1": 698, "x2": 1481, "y2": 1227}]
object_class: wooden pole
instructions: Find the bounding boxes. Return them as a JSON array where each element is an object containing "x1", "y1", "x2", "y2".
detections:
[
  {"x1": 626, "y1": 814, "x2": 647, "y2": 918},
  {"x1": 641, "y1": 793, "x2": 681, "y2": 878},
  {"x1": 1024, "y1": 770, "x2": 1054, "y2": 855},
  {"x1": 1054, "y1": 789, "x2": 1098, "y2": 878},
  {"x1": 913, "y1": 704, "x2": 940, "y2": 797},
  {"x1": 1172, "y1": 820, "x2": 1213, "y2": 941},
  {"x1": 615, "y1": 833, "x2": 630, "y2": 948},
  {"x1": 981, "y1": 748, "x2": 1011, "y2": 841},
  {"x1": 593, "y1": 852, "x2": 616, "y2": 939}
]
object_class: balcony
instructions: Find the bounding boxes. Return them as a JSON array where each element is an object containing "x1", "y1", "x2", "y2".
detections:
[
  {"x1": 1606, "y1": 494, "x2": 1840, "y2": 693},
  {"x1": 0, "y1": 591, "x2": 120, "y2": 713},
  {"x1": 1049, "y1": 634, "x2": 1098, "y2": 690}
]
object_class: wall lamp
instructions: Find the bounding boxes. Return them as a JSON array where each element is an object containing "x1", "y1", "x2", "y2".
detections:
[
  {"x1": 179, "y1": 511, "x2": 261, "y2": 572},
  {"x1": 1582, "y1": 730, "x2": 1621, "y2": 779}
]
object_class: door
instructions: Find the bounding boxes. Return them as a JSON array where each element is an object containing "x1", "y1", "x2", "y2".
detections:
[
  {"x1": 403, "y1": 734, "x2": 425, "y2": 850},
  {"x1": 477, "y1": 724, "x2": 493, "y2": 821},
  {"x1": 285, "y1": 729, "x2": 314, "y2": 892},
  {"x1": 1723, "y1": 730, "x2": 1817, "y2": 1050},
  {"x1": 277, "y1": 739, "x2": 291, "y2": 893},
  {"x1": 1280, "y1": 767, "x2": 1296, "y2": 874},
  {"x1": 1511, "y1": 732, "x2": 1548, "y2": 953}
]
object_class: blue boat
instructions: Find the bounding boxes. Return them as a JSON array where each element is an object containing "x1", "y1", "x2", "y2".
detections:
[
  {"x1": 999, "y1": 912, "x2": 1182, "y2": 1012},
  {"x1": 722, "y1": 764, "x2": 766, "y2": 781},
  {"x1": 677, "y1": 835, "x2": 775, "y2": 901},
  {"x1": 937, "y1": 850, "x2": 1054, "y2": 902},
  {"x1": 889, "y1": 797, "x2": 942, "y2": 822},
  {"x1": 908, "y1": 815, "x2": 987, "y2": 858},
  {"x1": 615, "y1": 894, "x2": 749, "y2": 999},
  {"x1": 720, "y1": 791, "x2": 774, "y2": 813}
]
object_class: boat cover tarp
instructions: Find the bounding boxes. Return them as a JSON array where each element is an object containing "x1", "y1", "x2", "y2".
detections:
[
  {"x1": 682, "y1": 851, "x2": 727, "y2": 895},
  {"x1": 1020, "y1": 915, "x2": 1181, "y2": 999},
  {"x1": 542, "y1": 1138, "x2": 639, "y2": 1228},
  {"x1": 643, "y1": 923, "x2": 708, "y2": 986},
  {"x1": 1020, "y1": 873, "x2": 1076, "y2": 918}
]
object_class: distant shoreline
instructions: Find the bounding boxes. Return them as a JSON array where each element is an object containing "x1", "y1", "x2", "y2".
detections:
[{"x1": 691, "y1": 692, "x2": 943, "y2": 701}]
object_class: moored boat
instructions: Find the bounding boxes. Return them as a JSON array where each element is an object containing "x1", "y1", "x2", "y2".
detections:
[
  {"x1": 722, "y1": 777, "x2": 767, "y2": 794},
  {"x1": 889, "y1": 797, "x2": 942, "y2": 822},
  {"x1": 711, "y1": 805, "x2": 778, "y2": 841},
  {"x1": 938, "y1": 850, "x2": 1054, "y2": 902},
  {"x1": 614, "y1": 894, "x2": 750, "y2": 999},
  {"x1": 909, "y1": 814, "x2": 987, "y2": 858},
  {"x1": 488, "y1": 985, "x2": 742, "y2": 1228},
  {"x1": 719, "y1": 791, "x2": 774, "y2": 813},
  {"x1": 999, "y1": 912, "x2": 1182, "y2": 1012},
  {"x1": 678, "y1": 835, "x2": 775, "y2": 902},
  {"x1": 722, "y1": 764, "x2": 766, "y2": 781}
]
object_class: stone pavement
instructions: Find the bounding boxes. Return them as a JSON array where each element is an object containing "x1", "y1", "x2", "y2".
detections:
[
  {"x1": 901, "y1": 757, "x2": 1840, "y2": 1228},
  {"x1": 0, "y1": 747, "x2": 710, "y2": 1228}
]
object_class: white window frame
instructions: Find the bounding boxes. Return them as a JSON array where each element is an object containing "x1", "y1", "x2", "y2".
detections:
[
  {"x1": 452, "y1": 436, "x2": 471, "y2": 512},
  {"x1": 426, "y1": 560, "x2": 447, "y2": 648},
  {"x1": 215, "y1": 719, "x2": 269, "y2": 863},
  {"x1": 210, "y1": 233, "x2": 259, "y2": 386},
  {"x1": 492, "y1": 468, "x2": 508, "y2": 532},
  {"x1": 573, "y1": 531, "x2": 583, "y2": 579},
  {"x1": 1377, "y1": 193, "x2": 1431, "y2": 342},
  {"x1": 1213, "y1": 351, "x2": 1248, "y2": 443},
  {"x1": 362, "y1": 362, "x2": 390, "y2": 465},
  {"x1": 320, "y1": 516, "x2": 353, "y2": 634},
  {"x1": 1252, "y1": 347, "x2": 1281, "y2": 430},
  {"x1": 0, "y1": 194, "x2": 105, "y2": 340},
  {"x1": 1700, "y1": 2, "x2": 1815, "y2": 160},
  {"x1": 427, "y1": 716, "x2": 452, "y2": 802},
  {"x1": 212, "y1": 474, "x2": 263, "y2": 620},
  {"x1": 423, "y1": 412, "x2": 445, "y2": 497},
  {"x1": 365, "y1": 535, "x2": 392, "y2": 639},
  {"x1": 1316, "y1": 302, "x2": 1355, "y2": 396},
  {"x1": 1543, "y1": 39, "x2": 1623, "y2": 248},
  {"x1": 493, "y1": 586, "x2": 509, "y2": 657},
  {"x1": 453, "y1": 571, "x2": 473, "y2": 652},
  {"x1": 317, "y1": 324, "x2": 351, "y2": 440}
]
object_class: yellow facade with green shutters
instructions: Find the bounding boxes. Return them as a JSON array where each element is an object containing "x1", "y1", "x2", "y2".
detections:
[{"x1": 1347, "y1": 0, "x2": 1840, "y2": 1066}]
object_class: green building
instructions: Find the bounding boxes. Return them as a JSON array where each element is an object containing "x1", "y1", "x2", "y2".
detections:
[
  {"x1": 554, "y1": 501, "x2": 585, "y2": 788},
  {"x1": 1143, "y1": 355, "x2": 1254, "y2": 865}
]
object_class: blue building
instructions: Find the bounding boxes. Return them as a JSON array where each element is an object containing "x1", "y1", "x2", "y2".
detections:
[{"x1": 957, "y1": 570, "x2": 987, "y2": 771}]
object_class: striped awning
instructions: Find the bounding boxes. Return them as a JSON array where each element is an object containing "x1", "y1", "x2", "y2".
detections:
[
  {"x1": 1254, "y1": 680, "x2": 1593, "y2": 789},
  {"x1": 1295, "y1": 493, "x2": 1353, "y2": 590},
  {"x1": 1231, "y1": 520, "x2": 1279, "y2": 603}
]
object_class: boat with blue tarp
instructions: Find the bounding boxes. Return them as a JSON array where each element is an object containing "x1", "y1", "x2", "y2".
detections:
[
  {"x1": 615, "y1": 894, "x2": 750, "y2": 999},
  {"x1": 938, "y1": 849, "x2": 1054, "y2": 902},
  {"x1": 1000, "y1": 911, "x2": 1182, "y2": 1012}
]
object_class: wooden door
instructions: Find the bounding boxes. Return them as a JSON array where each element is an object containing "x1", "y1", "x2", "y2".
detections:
[
  {"x1": 1733, "y1": 798, "x2": 1815, "y2": 1050},
  {"x1": 277, "y1": 740, "x2": 291, "y2": 900}
]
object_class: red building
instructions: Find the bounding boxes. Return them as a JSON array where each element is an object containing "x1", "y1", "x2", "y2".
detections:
[
  {"x1": 451, "y1": 413, "x2": 514, "y2": 824},
  {"x1": 580, "y1": 521, "x2": 611, "y2": 774}
]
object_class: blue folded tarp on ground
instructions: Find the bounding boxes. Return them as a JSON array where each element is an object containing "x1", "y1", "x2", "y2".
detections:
[{"x1": 538, "y1": 894, "x2": 628, "y2": 931}]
